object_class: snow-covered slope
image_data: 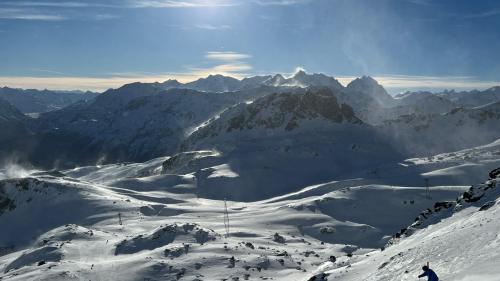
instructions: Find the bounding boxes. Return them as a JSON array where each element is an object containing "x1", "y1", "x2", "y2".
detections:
[
  {"x1": 381, "y1": 102, "x2": 500, "y2": 156},
  {"x1": 176, "y1": 89, "x2": 405, "y2": 201},
  {"x1": 437, "y1": 86, "x2": 500, "y2": 107},
  {"x1": 1, "y1": 73, "x2": 500, "y2": 281},
  {"x1": 185, "y1": 88, "x2": 361, "y2": 141},
  {"x1": 336, "y1": 76, "x2": 397, "y2": 123},
  {"x1": 388, "y1": 91, "x2": 457, "y2": 119},
  {"x1": 310, "y1": 170, "x2": 500, "y2": 281},
  {"x1": 25, "y1": 82, "x2": 309, "y2": 168},
  {"x1": 344, "y1": 76, "x2": 395, "y2": 108},
  {"x1": 28, "y1": 84, "x2": 241, "y2": 167},
  {"x1": 1, "y1": 139, "x2": 498, "y2": 281}
]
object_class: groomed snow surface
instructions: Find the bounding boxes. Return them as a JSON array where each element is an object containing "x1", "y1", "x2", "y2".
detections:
[{"x1": 1, "y1": 140, "x2": 500, "y2": 280}]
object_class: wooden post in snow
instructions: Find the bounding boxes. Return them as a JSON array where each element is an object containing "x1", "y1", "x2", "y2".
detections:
[
  {"x1": 425, "y1": 178, "x2": 431, "y2": 200},
  {"x1": 223, "y1": 198, "x2": 230, "y2": 238}
]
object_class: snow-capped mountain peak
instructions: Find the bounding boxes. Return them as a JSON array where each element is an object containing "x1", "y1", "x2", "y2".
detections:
[
  {"x1": 345, "y1": 75, "x2": 394, "y2": 107},
  {"x1": 264, "y1": 74, "x2": 287, "y2": 86},
  {"x1": 288, "y1": 71, "x2": 344, "y2": 90},
  {"x1": 184, "y1": 74, "x2": 242, "y2": 92},
  {"x1": 186, "y1": 88, "x2": 361, "y2": 140}
]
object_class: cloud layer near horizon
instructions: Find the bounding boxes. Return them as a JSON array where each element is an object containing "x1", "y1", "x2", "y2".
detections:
[{"x1": 1, "y1": 73, "x2": 498, "y2": 93}]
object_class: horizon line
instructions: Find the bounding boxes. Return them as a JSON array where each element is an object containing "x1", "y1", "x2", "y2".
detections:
[{"x1": 0, "y1": 72, "x2": 499, "y2": 94}]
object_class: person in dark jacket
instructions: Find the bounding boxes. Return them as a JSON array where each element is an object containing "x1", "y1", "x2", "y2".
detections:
[{"x1": 418, "y1": 265, "x2": 439, "y2": 281}]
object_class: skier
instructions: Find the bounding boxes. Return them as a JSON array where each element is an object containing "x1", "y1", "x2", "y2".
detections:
[{"x1": 418, "y1": 265, "x2": 439, "y2": 281}]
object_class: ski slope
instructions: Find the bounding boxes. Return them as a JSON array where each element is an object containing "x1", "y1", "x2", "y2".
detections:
[{"x1": 1, "y1": 139, "x2": 499, "y2": 280}]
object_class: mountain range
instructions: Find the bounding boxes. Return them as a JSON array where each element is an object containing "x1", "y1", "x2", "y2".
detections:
[
  {"x1": 0, "y1": 71, "x2": 500, "y2": 280},
  {"x1": 0, "y1": 71, "x2": 499, "y2": 169},
  {"x1": 0, "y1": 87, "x2": 98, "y2": 115}
]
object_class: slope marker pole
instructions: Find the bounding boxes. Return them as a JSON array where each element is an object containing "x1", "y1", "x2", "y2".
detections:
[
  {"x1": 223, "y1": 198, "x2": 230, "y2": 238},
  {"x1": 425, "y1": 178, "x2": 431, "y2": 200}
]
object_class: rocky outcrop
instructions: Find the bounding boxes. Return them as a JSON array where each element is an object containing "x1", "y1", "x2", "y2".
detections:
[{"x1": 387, "y1": 167, "x2": 500, "y2": 245}]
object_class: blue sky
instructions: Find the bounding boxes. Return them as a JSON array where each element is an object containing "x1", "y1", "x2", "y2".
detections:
[{"x1": 0, "y1": 0, "x2": 499, "y2": 92}]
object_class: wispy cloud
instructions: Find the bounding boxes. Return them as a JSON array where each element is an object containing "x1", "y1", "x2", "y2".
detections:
[
  {"x1": 186, "y1": 63, "x2": 252, "y2": 78},
  {"x1": 1, "y1": 73, "x2": 499, "y2": 93},
  {"x1": 128, "y1": 0, "x2": 237, "y2": 8},
  {"x1": 133, "y1": 0, "x2": 311, "y2": 9},
  {"x1": 0, "y1": 8, "x2": 66, "y2": 21},
  {"x1": 205, "y1": 51, "x2": 251, "y2": 61},
  {"x1": 406, "y1": 0, "x2": 435, "y2": 6},
  {"x1": 198, "y1": 51, "x2": 253, "y2": 78},
  {"x1": 0, "y1": 51, "x2": 254, "y2": 91},
  {"x1": 0, "y1": 0, "x2": 311, "y2": 23},
  {"x1": 2, "y1": 0, "x2": 309, "y2": 10},
  {"x1": 93, "y1": 13, "x2": 120, "y2": 20},
  {"x1": 195, "y1": 23, "x2": 231, "y2": 30},
  {"x1": 29, "y1": 68, "x2": 69, "y2": 76},
  {"x1": 463, "y1": 9, "x2": 500, "y2": 19},
  {"x1": 252, "y1": 0, "x2": 310, "y2": 6},
  {"x1": 2, "y1": 1, "x2": 95, "y2": 8},
  {"x1": 0, "y1": 6, "x2": 117, "y2": 21}
]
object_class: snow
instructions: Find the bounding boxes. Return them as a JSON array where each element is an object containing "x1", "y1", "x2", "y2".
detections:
[
  {"x1": 315, "y1": 179, "x2": 500, "y2": 281},
  {"x1": 1, "y1": 137, "x2": 499, "y2": 280},
  {"x1": 1, "y1": 74, "x2": 500, "y2": 281}
]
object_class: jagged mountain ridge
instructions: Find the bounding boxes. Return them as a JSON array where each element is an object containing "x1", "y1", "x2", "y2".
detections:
[
  {"x1": 396, "y1": 86, "x2": 500, "y2": 108},
  {"x1": 160, "y1": 71, "x2": 344, "y2": 92},
  {"x1": 27, "y1": 85, "x2": 242, "y2": 167},
  {"x1": 0, "y1": 87, "x2": 98, "y2": 114},
  {"x1": 435, "y1": 86, "x2": 500, "y2": 107},
  {"x1": 177, "y1": 89, "x2": 404, "y2": 201},
  {"x1": 0, "y1": 97, "x2": 26, "y2": 123},
  {"x1": 382, "y1": 101, "x2": 500, "y2": 155},
  {"x1": 0, "y1": 97, "x2": 32, "y2": 161},
  {"x1": 2, "y1": 72, "x2": 500, "y2": 169},
  {"x1": 184, "y1": 88, "x2": 361, "y2": 146}
]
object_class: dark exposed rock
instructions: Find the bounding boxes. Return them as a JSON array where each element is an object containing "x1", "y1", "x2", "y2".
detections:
[
  {"x1": 489, "y1": 167, "x2": 500, "y2": 179},
  {"x1": 479, "y1": 201, "x2": 496, "y2": 211},
  {"x1": 273, "y1": 233, "x2": 286, "y2": 244}
]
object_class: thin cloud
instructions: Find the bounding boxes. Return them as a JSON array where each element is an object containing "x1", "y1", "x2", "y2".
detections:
[
  {"x1": 2, "y1": 0, "x2": 310, "y2": 9},
  {"x1": 1, "y1": 1, "x2": 94, "y2": 8},
  {"x1": 0, "y1": 0, "x2": 310, "y2": 23},
  {"x1": 0, "y1": 71, "x2": 237, "y2": 92},
  {"x1": 0, "y1": 51, "x2": 253, "y2": 91},
  {"x1": 252, "y1": 0, "x2": 311, "y2": 6},
  {"x1": 195, "y1": 24, "x2": 231, "y2": 30},
  {"x1": 129, "y1": 0, "x2": 237, "y2": 8},
  {"x1": 0, "y1": 5, "x2": 120, "y2": 21},
  {"x1": 406, "y1": 0, "x2": 435, "y2": 6},
  {"x1": 1, "y1": 73, "x2": 499, "y2": 93},
  {"x1": 464, "y1": 9, "x2": 500, "y2": 19},
  {"x1": 93, "y1": 14, "x2": 119, "y2": 20},
  {"x1": 0, "y1": 9, "x2": 66, "y2": 21},
  {"x1": 205, "y1": 51, "x2": 251, "y2": 62},
  {"x1": 201, "y1": 51, "x2": 253, "y2": 78},
  {"x1": 29, "y1": 68, "x2": 69, "y2": 76},
  {"x1": 187, "y1": 63, "x2": 252, "y2": 77}
]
